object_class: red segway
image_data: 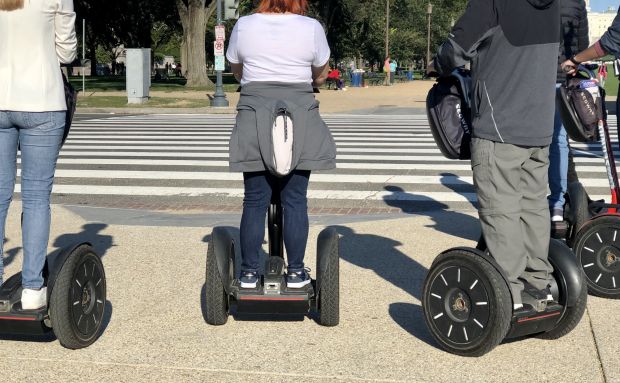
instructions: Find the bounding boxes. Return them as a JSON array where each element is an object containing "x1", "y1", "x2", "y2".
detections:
[{"x1": 558, "y1": 65, "x2": 620, "y2": 299}]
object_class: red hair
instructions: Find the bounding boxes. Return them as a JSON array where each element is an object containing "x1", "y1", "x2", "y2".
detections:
[{"x1": 257, "y1": 0, "x2": 308, "y2": 15}]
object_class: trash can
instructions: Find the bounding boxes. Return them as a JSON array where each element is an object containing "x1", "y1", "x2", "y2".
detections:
[{"x1": 351, "y1": 72, "x2": 361, "y2": 87}]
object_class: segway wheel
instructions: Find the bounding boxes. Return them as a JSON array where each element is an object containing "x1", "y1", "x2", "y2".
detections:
[
  {"x1": 567, "y1": 182, "x2": 590, "y2": 246},
  {"x1": 423, "y1": 249, "x2": 512, "y2": 357},
  {"x1": 317, "y1": 228, "x2": 339, "y2": 327},
  {"x1": 573, "y1": 216, "x2": 620, "y2": 299},
  {"x1": 205, "y1": 240, "x2": 229, "y2": 325},
  {"x1": 49, "y1": 244, "x2": 106, "y2": 349}
]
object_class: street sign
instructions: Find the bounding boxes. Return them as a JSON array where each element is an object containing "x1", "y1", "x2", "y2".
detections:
[
  {"x1": 214, "y1": 40, "x2": 225, "y2": 57},
  {"x1": 215, "y1": 25, "x2": 225, "y2": 41},
  {"x1": 215, "y1": 56, "x2": 225, "y2": 71}
]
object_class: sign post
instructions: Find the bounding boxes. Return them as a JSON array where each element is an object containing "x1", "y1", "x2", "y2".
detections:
[{"x1": 210, "y1": 0, "x2": 229, "y2": 107}]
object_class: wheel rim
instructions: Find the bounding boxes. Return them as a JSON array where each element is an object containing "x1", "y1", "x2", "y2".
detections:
[
  {"x1": 427, "y1": 266, "x2": 491, "y2": 346},
  {"x1": 71, "y1": 255, "x2": 105, "y2": 338},
  {"x1": 578, "y1": 225, "x2": 620, "y2": 291}
]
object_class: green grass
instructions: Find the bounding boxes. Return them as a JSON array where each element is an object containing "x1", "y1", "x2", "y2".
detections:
[
  {"x1": 69, "y1": 74, "x2": 240, "y2": 93},
  {"x1": 602, "y1": 65, "x2": 618, "y2": 97},
  {"x1": 77, "y1": 96, "x2": 215, "y2": 109}
]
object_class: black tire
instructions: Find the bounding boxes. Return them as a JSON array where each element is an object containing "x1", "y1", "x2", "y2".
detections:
[
  {"x1": 573, "y1": 216, "x2": 620, "y2": 299},
  {"x1": 538, "y1": 270, "x2": 588, "y2": 339},
  {"x1": 317, "y1": 231, "x2": 339, "y2": 327},
  {"x1": 567, "y1": 182, "x2": 590, "y2": 246},
  {"x1": 49, "y1": 245, "x2": 106, "y2": 349},
  {"x1": 204, "y1": 239, "x2": 229, "y2": 325},
  {"x1": 423, "y1": 249, "x2": 512, "y2": 357}
]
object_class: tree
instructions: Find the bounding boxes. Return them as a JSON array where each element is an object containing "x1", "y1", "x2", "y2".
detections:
[{"x1": 176, "y1": 0, "x2": 217, "y2": 88}]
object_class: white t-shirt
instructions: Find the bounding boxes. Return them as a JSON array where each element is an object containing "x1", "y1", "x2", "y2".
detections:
[{"x1": 226, "y1": 13, "x2": 330, "y2": 85}]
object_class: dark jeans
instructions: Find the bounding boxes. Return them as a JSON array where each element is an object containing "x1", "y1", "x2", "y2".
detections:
[{"x1": 240, "y1": 170, "x2": 310, "y2": 273}]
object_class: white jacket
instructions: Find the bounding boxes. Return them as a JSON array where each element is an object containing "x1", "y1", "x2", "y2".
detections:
[{"x1": 0, "y1": 0, "x2": 77, "y2": 112}]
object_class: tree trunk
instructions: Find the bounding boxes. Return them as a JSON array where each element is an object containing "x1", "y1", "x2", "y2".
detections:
[{"x1": 177, "y1": 0, "x2": 214, "y2": 88}]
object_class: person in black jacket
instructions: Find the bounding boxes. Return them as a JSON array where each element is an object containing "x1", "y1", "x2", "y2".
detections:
[
  {"x1": 549, "y1": 0, "x2": 589, "y2": 230},
  {"x1": 430, "y1": 0, "x2": 560, "y2": 309}
]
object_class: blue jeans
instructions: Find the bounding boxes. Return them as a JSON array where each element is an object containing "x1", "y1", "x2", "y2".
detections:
[
  {"x1": 240, "y1": 170, "x2": 310, "y2": 273},
  {"x1": 0, "y1": 111, "x2": 64, "y2": 289},
  {"x1": 548, "y1": 84, "x2": 569, "y2": 213}
]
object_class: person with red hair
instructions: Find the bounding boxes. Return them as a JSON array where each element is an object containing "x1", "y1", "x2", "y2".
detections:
[{"x1": 226, "y1": 0, "x2": 335, "y2": 289}]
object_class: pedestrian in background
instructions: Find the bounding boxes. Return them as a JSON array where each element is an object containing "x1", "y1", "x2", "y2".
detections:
[
  {"x1": 384, "y1": 56, "x2": 391, "y2": 86},
  {"x1": 0, "y1": 0, "x2": 77, "y2": 309},
  {"x1": 548, "y1": 0, "x2": 589, "y2": 230}
]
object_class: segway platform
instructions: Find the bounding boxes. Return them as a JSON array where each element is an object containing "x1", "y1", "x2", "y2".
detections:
[
  {"x1": 231, "y1": 256, "x2": 315, "y2": 315},
  {"x1": 0, "y1": 243, "x2": 107, "y2": 349},
  {"x1": 0, "y1": 274, "x2": 50, "y2": 334},
  {"x1": 205, "y1": 204, "x2": 340, "y2": 326}
]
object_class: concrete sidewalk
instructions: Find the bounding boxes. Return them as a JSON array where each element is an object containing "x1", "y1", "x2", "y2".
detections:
[{"x1": 0, "y1": 203, "x2": 617, "y2": 382}]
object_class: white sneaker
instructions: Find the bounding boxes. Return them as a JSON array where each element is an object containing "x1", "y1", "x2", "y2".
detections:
[
  {"x1": 551, "y1": 215, "x2": 564, "y2": 222},
  {"x1": 21, "y1": 287, "x2": 47, "y2": 310},
  {"x1": 513, "y1": 303, "x2": 523, "y2": 310}
]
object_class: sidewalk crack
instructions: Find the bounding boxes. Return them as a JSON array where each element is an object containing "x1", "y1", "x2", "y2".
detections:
[{"x1": 587, "y1": 308, "x2": 608, "y2": 383}]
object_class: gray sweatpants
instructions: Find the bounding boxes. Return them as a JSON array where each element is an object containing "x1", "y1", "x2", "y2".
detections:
[{"x1": 471, "y1": 138, "x2": 554, "y2": 305}]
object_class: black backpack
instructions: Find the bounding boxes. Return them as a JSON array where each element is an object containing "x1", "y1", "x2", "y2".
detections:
[
  {"x1": 426, "y1": 69, "x2": 472, "y2": 160},
  {"x1": 557, "y1": 67, "x2": 604, "y2": 143}
]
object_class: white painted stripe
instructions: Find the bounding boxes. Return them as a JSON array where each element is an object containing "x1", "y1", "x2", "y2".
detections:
[
  {"x1": 13, "y1": 184, "x2": 479, "y2": 201},
  {"x1": 447, "y1": 325, "x2": 453, "y2": 337},
  {"x1": 596, "y1": 273, "x2": 602, "y2": 283},
  {"x1": 62, "y1": 145, "x2": 445, "y2": 154},
  {"x1": 473, "y1": 319, "x2": 484, "y2": 329},
  {"x1": 433, "y1": 313, "x2": 444, "y2": 320},
  {"x1": 66, "y1": 135, "x2": 438, "y2": 142},
  {"x1": 585, "y1": 247, "x2": 595, "y2": 253},
  {"x1": 33, "y1": 170, "x2": 476, "y2": 186},
  {"x1": 470, "y1": 279, "x2": 479, "y2": 290},
  {"x1": 65, "y1": 140, "x2": 441, "y2": 147},
  {"x1": 431, "y1": 293, "x2": 442, "y2": 299},
  {"x1": 463, "y1": 327, "x2": 469, "y2": 341},
  {"x1": 69, "y1": 132, "x2": 424, "y2": 137},
  {"x1": 583, "y1": 263, "x2": 594, "y2": 268},
  {"x1": 53, "y1": 151, "x2": 472, "y2": 162},
  {"x1": 475, "y1": 302, "x2": 488, "y2": 306}
]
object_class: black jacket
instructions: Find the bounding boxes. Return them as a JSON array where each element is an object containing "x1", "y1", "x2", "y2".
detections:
[
  {"x1": 434, "y1": 0, "x2": 560, "y2": 147},
  {"x1": 557, "y1": 0, "x2": 589, "y2": 82}
]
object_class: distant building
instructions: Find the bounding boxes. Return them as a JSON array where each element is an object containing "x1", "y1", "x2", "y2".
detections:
[{"x1": 587, "y1": 1, "x2": 617, "y2": 45}]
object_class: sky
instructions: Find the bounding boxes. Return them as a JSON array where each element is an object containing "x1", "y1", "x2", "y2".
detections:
[{"x1": 591, "y1": 0, "x2": 619, "y2": 12}]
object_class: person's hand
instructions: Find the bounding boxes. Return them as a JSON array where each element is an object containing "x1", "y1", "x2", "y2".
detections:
[{"x1": 561, "y1": 59, "x2": 577, "y2": 75}]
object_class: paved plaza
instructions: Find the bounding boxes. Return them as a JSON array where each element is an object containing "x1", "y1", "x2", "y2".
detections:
[{"x1": 0, "y1": 113, "x2": 618, "y2": 382}]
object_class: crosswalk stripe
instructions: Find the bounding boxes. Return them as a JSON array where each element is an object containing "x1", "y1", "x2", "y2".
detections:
[{"x1": 9, "y1": 114, "x2": 618, "y2": 206}]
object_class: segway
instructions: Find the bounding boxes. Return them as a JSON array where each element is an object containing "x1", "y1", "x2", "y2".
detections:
[
  {"x1": 557, "y1": 65, "x2": 620, "y2": 299},
  {"x1": 422, "y1": 239, "x2": 587, "y2": 357},
  {"x1": 204, "y1": 195, "x2": 340, "y2": 326},
  {"x1": 0, "y1": 243, "x2": 107, "y2": 348}
]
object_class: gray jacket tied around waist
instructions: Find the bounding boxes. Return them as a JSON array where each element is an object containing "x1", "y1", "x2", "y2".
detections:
[{"x1": 229, "y1": 82, "x2": 337, "y2": 173}]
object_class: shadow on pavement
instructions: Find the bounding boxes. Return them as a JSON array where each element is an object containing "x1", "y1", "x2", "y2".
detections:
[
  {"x1": 53, "y1": 223, "x2": 115, "y2": 259},
  {"x1": 334, "y1": 225, "x2": 438, "y2": 345},
  {"x1": 2, "y1": 238, "x2": 21, "y2": 268},
  {"x1": 382, "y1": 173, "x2": 480, "y2": 242}
]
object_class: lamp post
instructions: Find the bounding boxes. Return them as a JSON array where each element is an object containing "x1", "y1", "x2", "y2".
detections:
[
  {"x1": 426, "y1": 2, "x2": 433, "y2": 69},
  {"x1": 385, "y1": 0, "x2": 390, "y2": 60},
  {"x1": 211, "y1": 0, "x2": 229, "y2": 107}
]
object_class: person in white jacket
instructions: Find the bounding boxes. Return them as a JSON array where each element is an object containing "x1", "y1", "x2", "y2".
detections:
[{"x1": 0, "y1": 0, "x2": 77, "y2": 309}]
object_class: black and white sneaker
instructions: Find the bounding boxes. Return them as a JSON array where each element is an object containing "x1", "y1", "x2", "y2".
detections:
[
  {"x1": 541, "y1": 286, "x2": 554, "y2": 302},
  {"x1": 286, "y1": 268, "x2": 311, "y2": 288},
  {"x1": 239, "y1": 271, "x2": 258, "y2": 289}
]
